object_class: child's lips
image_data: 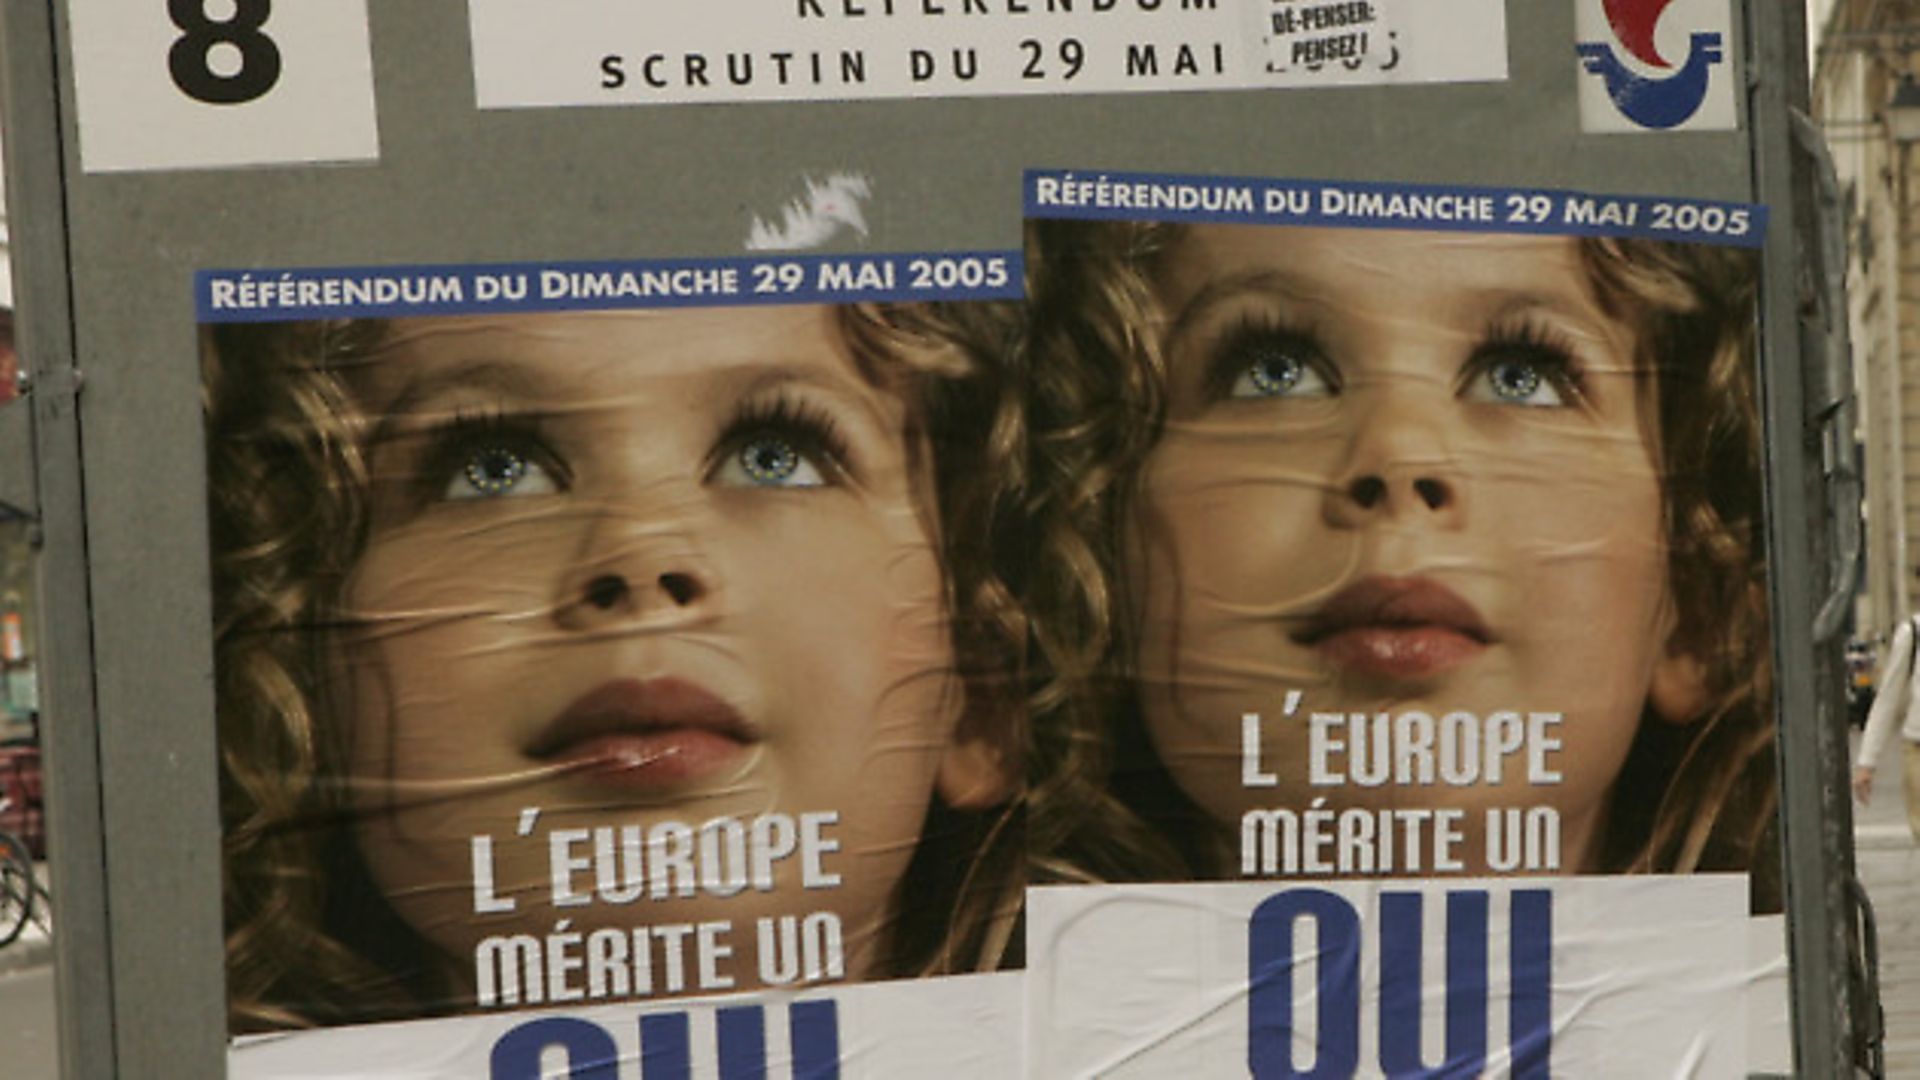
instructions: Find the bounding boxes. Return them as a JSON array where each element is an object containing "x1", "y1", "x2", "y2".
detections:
[
  {"x1": 527, "y1": 677, "x2": 758, "y2": 788},
  {"x1": 1311, "y1": 625, "x2": 1489, "y2": 679},
  {"x1": 1292, "y1": 575, "x2": 1494, "y2": 680}
]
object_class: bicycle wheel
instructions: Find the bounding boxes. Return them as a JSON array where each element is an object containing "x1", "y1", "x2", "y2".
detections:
[
  {"x1": 27, "y1": 876, "x2": 51, "y2": 937},
  {"x1": 0, "y1": 833, "x2": 33, "y2": 948}
]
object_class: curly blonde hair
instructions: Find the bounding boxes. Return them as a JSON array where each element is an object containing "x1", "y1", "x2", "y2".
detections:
[
  {"x1": 1024, "y1": 219, "x2": 1777, "y2": 908},
  {"x1": 206, "y1": 303, "x2": 1030, "y2": 1030}
]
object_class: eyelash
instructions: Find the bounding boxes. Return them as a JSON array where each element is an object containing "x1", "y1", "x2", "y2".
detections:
[
  {"x1": 1463, "y1": 318, "x2": 1588, "y2": 404},
  {"x1": 1199, "y1": 312, "x2": 1589, "y2": 406},
  {"x1": 416, "y1": 407, "x2": 568, "y2": 501},
  {"x1": 708, "y1": 393, "x2": 853, "y2": 483},
  {"x1": 1201, "y1": 313, "x2": 1334, "y2": 401},
  {"x1": 404, "y1": 391, "x2": 855, "y2": 511}
]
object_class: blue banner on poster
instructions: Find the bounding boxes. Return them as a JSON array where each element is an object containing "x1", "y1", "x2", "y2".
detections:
[
  {"x1": 1024, "y1": 169, "x2": 1766, "y2": 247},
  {"x1": 197, "y1": 251, "x2": 1023, "y2": 322}
]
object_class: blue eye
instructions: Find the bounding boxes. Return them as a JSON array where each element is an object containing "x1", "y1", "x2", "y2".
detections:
[
  {"x1": 1463, "y1": 355, "x2": 1572, "y2": 408},
  {"x1": 444, "y1": 443, "x2": 561, "y2": 500},
  {"x1": 711, "y1": 394, "x2": 848, "y2": 489},
  {"x1": 715, "y1": 433, "x2": 828, "y2": 488},
  {"x1": 1209, "y1": 319, "x2": 1336, "y2": 401},
  {"x1": 1463, "y1": 322, "x2": 1583, "y2": 408},
  {"x1": 1236, "y1": 355, "x2": 1299, "y2": 397},
  {"x1": 1489, "y1": 360, "x2": 1544, "y2": 401},
  {"x1": 1228, "y1": 351, "x2": 1334, "y2": 399}
]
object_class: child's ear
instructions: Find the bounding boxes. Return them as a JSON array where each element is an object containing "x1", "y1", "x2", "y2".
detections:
[
  {"x1": 1649, "y1": 646, "x2": 1711, "y2": 724},
  {"x1": 936, "y1": 705, "x2": 1017, "y2": 810}
]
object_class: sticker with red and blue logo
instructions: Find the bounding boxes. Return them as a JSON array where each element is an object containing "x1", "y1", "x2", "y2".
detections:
[{"x1": 1575, "y1": 0, "x2": 1737, "y2": 133}]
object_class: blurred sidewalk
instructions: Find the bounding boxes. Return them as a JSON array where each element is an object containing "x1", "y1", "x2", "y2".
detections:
[{"x1": 1855, "y1": 731, "x2": 1920, "y2": 1075}]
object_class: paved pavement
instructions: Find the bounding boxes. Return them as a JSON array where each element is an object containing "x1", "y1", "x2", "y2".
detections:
[
  {"x1": 1855, "y1": 732, "x2": 1920, "y2": 1077},
  {"x1": 0, "y1": 964, "x2": 56, "y2": 1079},
  {"x1": 0, "y1": 859, "x2": 54, "y2": 1078}
]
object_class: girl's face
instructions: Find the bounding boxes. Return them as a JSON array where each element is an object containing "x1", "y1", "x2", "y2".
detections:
[
  {"x1": 334, "y1": 307, "x2": 981, "y2": 989},
  {"x1": 1132, "y1": 226, "x2": 1701, "y2": 873}
]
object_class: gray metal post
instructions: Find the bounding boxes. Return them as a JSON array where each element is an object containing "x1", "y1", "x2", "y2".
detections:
[
  {"x1": 1748, "y1": 1, "x2": 1875, "y2": 1073},
  {"x1": 0, "y1": 1, "x2": 117, "y2": 1076}
]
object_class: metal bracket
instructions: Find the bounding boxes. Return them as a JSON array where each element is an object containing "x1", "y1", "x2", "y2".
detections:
[
  {"x1": 19, "y1": 365, "x2": 83, "y2": 402},
  {"x1": 0, "y1": 361, "x2": 77, "y2": 527}
]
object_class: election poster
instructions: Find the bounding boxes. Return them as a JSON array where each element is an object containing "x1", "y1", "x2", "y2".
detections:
[
  {"x1": 203, "y1": 178, "x2": 1789, "y2": 1076},
  {"x1": 1019, "y1": 170, "x2": 1784, "y2": 1076},
  {"x1": 201, "y1": 257, "x2": 1032, "y2": 1073}
]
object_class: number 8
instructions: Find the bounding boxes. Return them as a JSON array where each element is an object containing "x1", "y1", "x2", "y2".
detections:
[{"x1": 168, "y1": 0, "x2": 282, "y2": 105}]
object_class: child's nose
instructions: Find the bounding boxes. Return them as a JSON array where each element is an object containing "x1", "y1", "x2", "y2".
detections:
[
  {"x1": 1326, "y1": 466, "x2": 1463, "y2": 529},
  {"x1": 577, "y1": 569, "x2": 706, "y2": 612},
  {"x1": 1343, "y1": 473, "x2": 1455, "y2": 512},
  {"x1": 551, "y1": 511, "x2": 716, "y2": 631},
  {"x1": 1322, "y1": 393, "x2": 1467, "y2": 529}
]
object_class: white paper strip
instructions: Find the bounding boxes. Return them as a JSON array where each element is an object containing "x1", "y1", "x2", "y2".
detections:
[{"x1": 467, "y1": 0, "x2": 1508, "y2": 109}]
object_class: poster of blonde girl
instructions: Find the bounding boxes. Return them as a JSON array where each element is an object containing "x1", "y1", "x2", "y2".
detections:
[
  {"x1": 1024, "y1": 174, "x2": 1778, "y2": 899},
  {"x1": 1019, "y1": 171, "x2": 1782, "y2": 1076},
  {"x1": 204, "y1": 275, "x2": 1029, "y2": 1032}
]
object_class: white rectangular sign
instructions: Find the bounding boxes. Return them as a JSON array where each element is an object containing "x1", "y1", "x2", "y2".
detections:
[
  {"x1": 66, "y1": 0, "x2": 381, "y2": 173},
  {"x1": 467, "y1": 0, "x2": 1508, "y2": 109},
  {"x1": 1027, "y1": 877, "x2": 1752, "y2": 1078}
]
